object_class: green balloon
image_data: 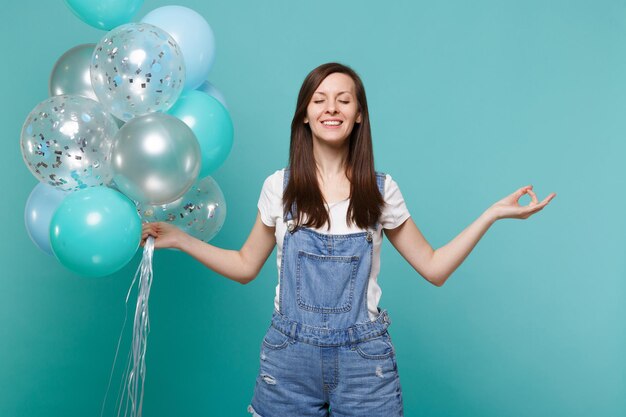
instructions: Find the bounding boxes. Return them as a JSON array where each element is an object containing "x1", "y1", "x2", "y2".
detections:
[
  {"x1": 64, "y1": 0, "x2": 143, "y2": 31},
  {"x1": 168, "y1": 90, "x2": 234, "y2": 178},
  {"x1": 50, "y1": 187, "x2": 141, "y2": 277}
]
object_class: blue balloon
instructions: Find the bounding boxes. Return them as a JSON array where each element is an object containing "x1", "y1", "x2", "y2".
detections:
[
  {"x1": 168, "y1": 90, "x2": 234, "y2": 178},
  {"x1": 141, "y1": 6, "x2": 216, "y2": 90},
  {"x1": 50, "y1": 187, "x2": 141, "y2": 277},
  {"x1": 64, "y1": 0, "x2": 143, "y2": 30},
  {"x1": 24, "y1": 183, "x2": 68, "y2": 256},
  {"x1": 196, "y1": 81, "x2": 228, "y2": 109}
]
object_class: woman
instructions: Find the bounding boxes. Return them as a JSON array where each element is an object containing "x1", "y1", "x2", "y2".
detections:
[{"x1": 142, "y1": 62, "x2": 556, "y2": 416}]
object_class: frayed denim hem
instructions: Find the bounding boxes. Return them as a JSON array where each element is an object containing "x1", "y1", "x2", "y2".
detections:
[{"x1": 247, "y1": 404, "x2": 263, "y2": 417}]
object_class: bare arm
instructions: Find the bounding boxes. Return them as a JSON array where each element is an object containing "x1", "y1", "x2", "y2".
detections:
[
  {"x1": 385, "y1": 185, "x2": 556, "y2": 287},
  {"x1": 142, "y1": 211, "x2": 276, "y2": 285}
]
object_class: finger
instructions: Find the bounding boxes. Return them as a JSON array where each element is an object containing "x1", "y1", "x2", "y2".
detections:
[
  {"x1": 532, "y1": 197, "x2": 554, "y2": 213},
  {"x1": 522, "y1": 191, "x2": 556, "y2": 217},
  {"x1": 511, "y1": 185, "x2": 532, "y2": 204},
  {"x1": 526, "y1": 188, "x2": 539, "y2": 205},
  {"x1": 144, "y1": 223, "x2": 159, "y2": 233},
  {"x1": 142, "y1": 229, "x2": 158, "y2": 240},
  {"x1": 516, "y1": 185, "x2": 531, "y2": 195},
  {"x1": 537, "y1": 192, "x2": 556, "y2": 207},
  {"x1": 517, "y1": 184, "x2": 533, "y2": 197}
]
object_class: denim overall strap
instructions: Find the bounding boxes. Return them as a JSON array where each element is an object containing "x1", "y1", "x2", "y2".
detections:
[
  {"x1": 275, "y1": 169, "x2": 389, "y2": 346},
  {"x1": 282, "y1": 168, "x2": 296, "y2": 224}
]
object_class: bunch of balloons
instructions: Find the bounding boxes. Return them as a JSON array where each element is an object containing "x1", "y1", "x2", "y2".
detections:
[{"x1": 21, "y1": 1, "x2": 232, "y2": 277}]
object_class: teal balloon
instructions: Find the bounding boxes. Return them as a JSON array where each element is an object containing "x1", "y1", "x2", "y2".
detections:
[
  {"x1": 64, "y1": 0, "x2": 143, "y2": 31},
  {"x1": 50, "y1": 187, "x2": 141, "y2": 277},
  {"x1": 168, "y1": 90, "x2": 234, "y2": 177}
]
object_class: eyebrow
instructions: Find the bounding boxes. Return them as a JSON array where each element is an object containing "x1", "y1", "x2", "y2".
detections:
[{"x1": 313, "y1": 91, "x2": 353, "y2": 96}]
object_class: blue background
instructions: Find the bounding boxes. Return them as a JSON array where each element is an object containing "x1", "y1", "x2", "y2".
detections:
[{"x1": 1, "y1": 0, "x2": 625, "y2": 416}]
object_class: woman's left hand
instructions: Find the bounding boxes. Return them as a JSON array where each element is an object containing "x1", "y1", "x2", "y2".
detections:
[{"x1": 487, "y1": 185, "x2": 556, "y2": 221}]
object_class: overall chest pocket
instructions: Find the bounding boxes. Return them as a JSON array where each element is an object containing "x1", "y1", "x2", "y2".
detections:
[{"x1": 296, "y1": 251, "x2": 360, "y2": 313}]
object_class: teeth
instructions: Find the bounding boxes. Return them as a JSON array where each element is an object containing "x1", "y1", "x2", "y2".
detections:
[{"x1": 322, "y1": 121, "x2": 342, "y2": 126}]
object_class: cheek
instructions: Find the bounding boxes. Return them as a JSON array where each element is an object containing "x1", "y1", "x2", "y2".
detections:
[
  {"x1": 346, "y1": 105, "x2": 360, "y2": 121},
  {"x1": 305, "y1": 107, "x2": 316, "y2": 123}
]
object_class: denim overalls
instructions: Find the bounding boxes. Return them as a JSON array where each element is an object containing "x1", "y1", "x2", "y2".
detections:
[{"x1": 248, "y1": 170, "x2": 404, "y2": 417}]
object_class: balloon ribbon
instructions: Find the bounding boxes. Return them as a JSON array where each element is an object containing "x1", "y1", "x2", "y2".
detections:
[{"x1": 101, "y1": 236, "x2": 154, "y2": 417}]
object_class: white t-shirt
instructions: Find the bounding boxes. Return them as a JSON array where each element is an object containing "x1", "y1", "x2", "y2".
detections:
[{"x1": 257, "y1": 169, "x2": 411, "y2": 321}]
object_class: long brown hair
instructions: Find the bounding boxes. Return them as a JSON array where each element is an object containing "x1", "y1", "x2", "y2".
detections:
[{"x1": 283, "y1": 62, "x2": 384, "y2": 230}]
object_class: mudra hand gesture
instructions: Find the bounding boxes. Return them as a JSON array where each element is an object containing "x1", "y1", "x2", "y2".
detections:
[{"x1": 488, "y1": 185, "x2": 556, "y2": 220}]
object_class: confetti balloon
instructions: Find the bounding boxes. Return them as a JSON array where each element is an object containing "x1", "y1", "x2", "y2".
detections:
[
  {"x1": 168, "y1": 90, "x2": 234, "y2": 178},
  {"x1": 50, "y1": 186, "x2": 141, "y2": 277},
  {"x1": 20, "y1": 95, "x2": 118, "y2": 191},
  {"x1": 49, "y1": 44, "x2": 98, "y2": 101},
  {"x1": 138, "y1": 176, "x2": 226, "y2": 242},
  {"x1": 110, "y1": 113, "x2": 200, "y2": 205},
  {"x1": 91, "y1": 23, "x2": 185, "y2": 121}
]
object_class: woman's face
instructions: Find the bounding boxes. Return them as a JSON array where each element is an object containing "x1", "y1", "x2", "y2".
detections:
[{"x1": 304, "y1": 72, "x2": 362, "y2": 147}]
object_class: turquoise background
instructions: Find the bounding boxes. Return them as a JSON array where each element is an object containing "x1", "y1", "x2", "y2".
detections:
[{"x1": 2, "y1": 0, "x2": 625, "y2": 416}]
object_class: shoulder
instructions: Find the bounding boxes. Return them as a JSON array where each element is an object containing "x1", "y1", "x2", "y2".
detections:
[
  {"x1": 265, "y1": 168, "x2": 286, "y2": 182},
  {"x1": 378, "y1": 172, "x2": 411, "y2": 228},
  {"x1": 384, "y1": 173, "x2": 400, "y2": 188},
  {"x1": 257, "y1": 168, "x2": 287, "y2": 226},
  {"x1": 261, "y1": 168, "x2": 286, "y2": 193},
  {"x1": 378, "y1": 172, "x2": 403, "y2": 199}
]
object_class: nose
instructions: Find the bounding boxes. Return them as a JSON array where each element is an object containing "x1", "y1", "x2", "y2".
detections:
[{"x1": 325, "y1": 101, "x2": 338, "y2": 114}]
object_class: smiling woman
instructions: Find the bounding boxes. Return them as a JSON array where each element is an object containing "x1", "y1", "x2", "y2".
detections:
[
  {"x1": 5, "y1": 0, "x2": 625, "y2": 415},
  {"x1": 285, "y1": 63, "x2": 383, "y2": 233},
  {"x1": 305, "y1": 74, "x2": 362, "y2": 145},
  {"x1": 142, "y1": 62, "x2": 556, "y2": 416}
]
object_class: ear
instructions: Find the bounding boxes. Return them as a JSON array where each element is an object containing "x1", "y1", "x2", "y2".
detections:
[
  {"x1": 304, "y1": 116, "x2": 309, "y2": 124},
  {"x1": 356, "y1": 112, "x2": 362, "y2": 124}
]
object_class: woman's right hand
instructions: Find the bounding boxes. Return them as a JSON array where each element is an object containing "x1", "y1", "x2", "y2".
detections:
[{"x1": 141, "y1": 222, "x2": 188, "y2": 249}]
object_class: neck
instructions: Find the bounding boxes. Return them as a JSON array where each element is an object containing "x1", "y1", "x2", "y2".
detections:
[{"x1": 312, "y1": 139, "x2": 349, "y2": 180}]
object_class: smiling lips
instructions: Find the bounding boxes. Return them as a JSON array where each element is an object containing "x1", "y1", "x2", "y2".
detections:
[{"x1": 321, "y1": 119, "x2": 343, "y2": 128}]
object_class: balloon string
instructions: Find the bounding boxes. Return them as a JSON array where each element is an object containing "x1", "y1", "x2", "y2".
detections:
[
  {"x1": 101, "y1": 236, "x2": 155, "y2": 417},
  {"x1": 100, "y1": 300, "x2": 129, "y2": 417}
]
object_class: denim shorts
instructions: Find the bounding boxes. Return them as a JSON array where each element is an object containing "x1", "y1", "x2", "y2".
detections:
[{"x1": 248, "y1": 325, "x2": 404, "y2": 417}]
